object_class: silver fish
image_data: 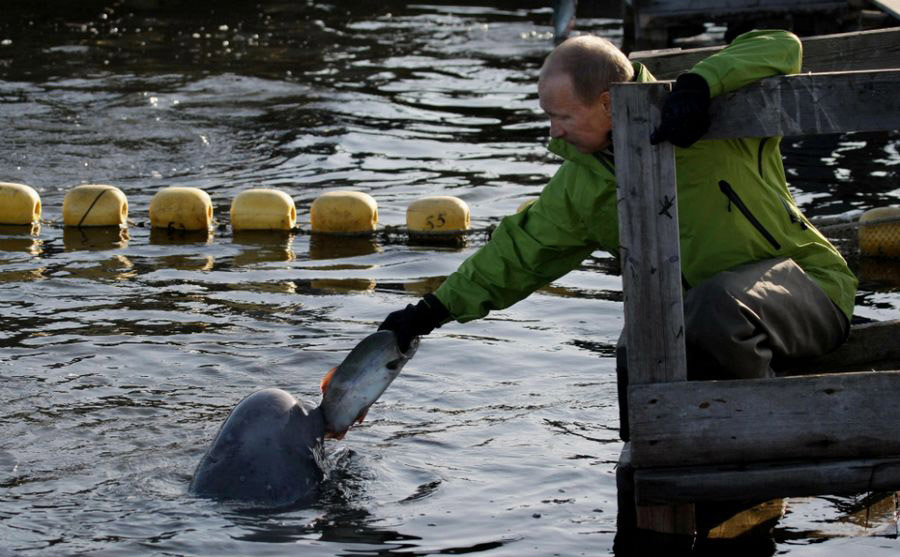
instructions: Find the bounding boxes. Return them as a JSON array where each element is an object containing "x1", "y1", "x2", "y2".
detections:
[
  {"x1": 320, "y1": 330, "x2": 417, "y2": 438},
  {"x1": 551, "y1": 0, "x2": 577, "y2": 43}
]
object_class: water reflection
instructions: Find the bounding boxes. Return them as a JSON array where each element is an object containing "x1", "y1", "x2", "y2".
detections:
[
  {"x1": 0, "y1": 2, "x2": 898, "y2": 556},
  {"x1": 0, "y1": 224, "x2": 42, "y2": 255},
  {"x1": 63, "y1": 226, "x2": 129, "y2": 251},
  {"x1": 309, "y1": 235, "x2": 380, "y2": 260},
  {"x1": 857, "y1": 258, "x2": 900, "y2": 289},
  {"x1": 149, "y1": 227, "x2": 214, "y2": 245},
  {"x1": 402, "y1": 276, "x2": 446, "y2": 297},
  {"x1": 309, "y1": 278, "x2": 376, "y2": 294},
  {"x1": 0, "y1": 267, "x2": 45, "y2": 283},
  {"x1": 59, "y1": 254, "x2": 137, "y2": 282},
  {"x1": 231, "y1": 231, "x2": 296, "y2": 266},
  {"x1": 152, "y1": 254, "x2": 215, "y2": 272}
]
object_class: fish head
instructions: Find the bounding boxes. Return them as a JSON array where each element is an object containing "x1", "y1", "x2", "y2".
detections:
[{"x1": 319, "y1": 330, "x2": 418, "y2": 438}]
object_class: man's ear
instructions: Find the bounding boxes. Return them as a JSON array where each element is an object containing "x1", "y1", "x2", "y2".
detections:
[{"x1": 598, "y1": 91, "x2": 612, "y2": 116}]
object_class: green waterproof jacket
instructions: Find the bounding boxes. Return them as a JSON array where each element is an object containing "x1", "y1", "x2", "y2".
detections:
[{"x1": 433, "y1": 30, "x2": 857, "y2": 322}]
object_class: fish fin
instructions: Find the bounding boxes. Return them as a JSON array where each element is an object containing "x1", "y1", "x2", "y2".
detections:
[{"x1": 320, "y1": 367, "x2": 337, "y2": 394}]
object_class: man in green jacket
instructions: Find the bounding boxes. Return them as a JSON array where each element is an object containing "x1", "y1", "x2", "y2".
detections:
[{"x1": 380, "y1": 30, "x2": 856, "y2": 430}]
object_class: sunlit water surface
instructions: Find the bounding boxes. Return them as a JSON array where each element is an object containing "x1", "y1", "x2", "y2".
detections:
[{"x1": 1, "y1": 2, "x2": 899, "y2": 555}]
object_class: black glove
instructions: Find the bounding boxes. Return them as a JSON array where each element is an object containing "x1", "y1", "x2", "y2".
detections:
[
  {"x1": 378, "y1": 293, "x2": 450, "y2": 353},
  {"x1": 650, "y1": 73, "x2": 711, "y2": 148}
]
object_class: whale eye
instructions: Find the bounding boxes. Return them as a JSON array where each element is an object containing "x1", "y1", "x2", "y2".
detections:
[{"x1": 386, "y1": 359, "x2": 402, "y2": 371}]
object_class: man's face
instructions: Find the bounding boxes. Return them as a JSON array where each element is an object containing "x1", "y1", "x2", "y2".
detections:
[{"x1": 538, "y1": 72, "x2": 612, "y2": 154}]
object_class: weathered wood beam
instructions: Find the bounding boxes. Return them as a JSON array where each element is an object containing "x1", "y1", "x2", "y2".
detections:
[
  {"x1": 634, "y1": 456, "x2": 900, "y2": 504},
  {"x1": 635, "y1": 0, "x2": 845, "y2": 17},
  {"x1": 631, "y1": 27, "x2": 900, "y2": 79},
  {"x1": 634, "y1": 0, "x2": 846, "y2": 27},
  {"x1": 629, "y1": 370, "x2": 900, "y2": 468},
  {"x1": 610, "y1": 82, "x2": 687, "y2": 385},
  {"x1": 787, "y1": 319, "x2": 900, "y2": 374},
  {"x1": 617, "y1": 443, "x2": 697, "y2": 535},
  {"x1": 704, "y1": 69, "x2": 900, "y2": 138}
]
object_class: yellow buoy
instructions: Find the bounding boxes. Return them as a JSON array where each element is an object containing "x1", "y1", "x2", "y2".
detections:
[
  {"x1": 858, "y1": 206, "x2": 900, "y2": 258},
  {"x1": 406, "y1": 196, "x2": 470, "y2": 239},
  {"x1": 63, "y1": 184, "x2": 128, "y2": 227},
  {"x1": 0, "y1": 182, "x2": 41, "y2": 225},
  {"x1": 230, "y1": 188, "x2": 297, "y2": 231},
  {"x1": 149, "y1": 187, "x2": 213, "y2": 231},
  {"x1": 310, "y1": 191, "x2": 378, "y2": 236}
]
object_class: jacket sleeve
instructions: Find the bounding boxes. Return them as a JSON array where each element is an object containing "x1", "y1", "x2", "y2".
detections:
[
  {"x1": 689, "y1": 29, "x2": 802, "y2": 98},
  {"x1": 433, "y1": 162, "x2": 608, "y2": 323}
]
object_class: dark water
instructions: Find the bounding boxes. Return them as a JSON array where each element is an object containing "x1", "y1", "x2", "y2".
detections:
[{"x1": 0, "y1": 2, "x2": 898, "y2": 555}]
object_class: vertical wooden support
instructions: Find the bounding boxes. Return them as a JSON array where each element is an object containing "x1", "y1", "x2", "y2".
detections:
[
  {"x1": 610, "y1": 81, "x2": 687, "y2": 385},
  {"x1": 611, "y1": 81, "x2": 692, "y2": 535}
]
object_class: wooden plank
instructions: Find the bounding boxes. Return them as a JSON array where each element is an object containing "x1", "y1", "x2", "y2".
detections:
[
  {"x1": 704, "y1": 69, "x2": 900, "y2": 139},
  {"x1": 634, "y1": 0, "x2": 845, "y2": 25},
  {"x1": 629, "y1": 370, "x2": 900, "y2": 467},
  {"x1": 634, "y1": 456, "x2": 900, "y2": 504},
  {"x1": 787, "y1": 320, "x2": 900, "y2": 374},
  {"x1": 617, "y1": 443, "x2": 697, "y2": 535},
  {"x1": 630, "y1": 27, "x2": 900, "y2": 79},
  {"x1": 635, "y1": 0, "x2": 844, "y2": 18},
  {"x1": 610, "y1": 82, "x2": 687, "y2": 385},
  {"x1": 871, "y1": 0, "x2": 900, "y2": 20}
]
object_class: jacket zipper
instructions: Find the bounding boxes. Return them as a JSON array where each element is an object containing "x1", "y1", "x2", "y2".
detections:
[
  {"x1": 757, "y1": 137, "x2": 768, "y2": 179},
  {"x1": 781, "y1": 197, "x2": 808, "y2": 230},
  {"x1": 719, "y1": 180, "x2": 781, "y2": 250}
]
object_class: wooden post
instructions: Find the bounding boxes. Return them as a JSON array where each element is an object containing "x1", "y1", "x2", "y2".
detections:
[
  {"x1": 612, "y1": 81, "x2": 693, "y2": 534},
  {"x1": 610, "y1": 81, "x2": 687, "y2": 385}
]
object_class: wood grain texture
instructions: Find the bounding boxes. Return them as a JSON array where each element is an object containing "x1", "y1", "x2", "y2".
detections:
[
  {"x1": 631, "y1": 27, "x2": 900, "y2": 79},
  {"x1": 704, "y1": 69, "x2": 900, "y2": 139},
  {"x1": 629, "y1": 370, "x2": 900, "y2": 468},
  {"x1": 634, "y1": 0, "x2": 846, "y2": 24},
  {"x1": 634, "y1": 456, "x2": 900, "y2": 503},
  {"x1": 610, "y1": 81, "x2": 687, "y2": 385}
]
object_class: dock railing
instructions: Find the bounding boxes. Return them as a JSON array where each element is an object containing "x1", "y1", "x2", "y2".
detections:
[{"x1": 610, "y1": 57, "x2": 900, "y2": 529}]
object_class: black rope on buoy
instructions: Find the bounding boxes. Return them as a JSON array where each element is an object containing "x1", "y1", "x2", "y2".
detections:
[{"x1": 77, "y1": 188, "x2": 109, "y2": 227}]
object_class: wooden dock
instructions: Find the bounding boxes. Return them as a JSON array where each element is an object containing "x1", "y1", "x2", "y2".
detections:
[
  {"x1": 624, "y1": 0, "x2": 898, "y2": 50},
  {"x1": 612, "y1": 27, "x2": 900, "y2": 538}
]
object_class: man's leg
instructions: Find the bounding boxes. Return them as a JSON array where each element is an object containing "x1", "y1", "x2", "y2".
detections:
[{"x1": 683, "y1": 258, "x2": 849, "y2": 380}]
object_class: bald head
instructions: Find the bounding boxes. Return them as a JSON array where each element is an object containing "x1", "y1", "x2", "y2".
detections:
[{"x1": 540, "y1": 36, "x2": 634, "y2": 106}]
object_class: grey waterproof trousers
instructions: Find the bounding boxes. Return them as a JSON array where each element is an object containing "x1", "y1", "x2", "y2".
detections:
[{"x1": 616, "y1": 257, "x2": 850, "y2": 440}]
